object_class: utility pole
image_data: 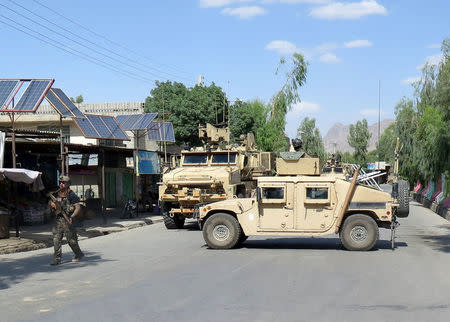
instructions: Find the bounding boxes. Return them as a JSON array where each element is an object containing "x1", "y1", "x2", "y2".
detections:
[{"x1": 378, "y1": 80, "x2": 381, "y2": 161}]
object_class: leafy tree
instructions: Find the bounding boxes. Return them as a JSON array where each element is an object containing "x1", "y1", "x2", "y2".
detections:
[
  {"x1": 145, "y1": 81, "x2": 226, "y2": 146},
  {"x1": 258, "y1": 53, "x2": 308, "y2": 153},
  {"x1": 340, "y1": 151, "x2": 355, "y2": 164},
  {"x1": 296, "y1": 117, "x2": 326, "y2": 161},
  {"x1": 415, "y1": 106, "x2": 448, "y2": 180},
  {"x1": 271, "y1": 53, "x2": 308, "y2": 118},
  {"x1": 229, "y1": 99, "x2": 266, "y2": 140},
  {"x1": 347, "y1": 119, "x2": 371, "y2": 165},
  {"x1": 70, "y1": 95, "x2": 84, "y2": 103},
  {"x1": 377, "y1": 123, "x2": 396, "y2": 164},
  {"x1": 394, "y1": 98, "x2": 421, "y2": 182},
  {"x1": 366, "y1": 150, "x2": 378, "y2": 163}
]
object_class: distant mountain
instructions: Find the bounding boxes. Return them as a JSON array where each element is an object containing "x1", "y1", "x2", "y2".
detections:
[{"x1": 323, "y1": 119, "x2": 395, "y2": 153}]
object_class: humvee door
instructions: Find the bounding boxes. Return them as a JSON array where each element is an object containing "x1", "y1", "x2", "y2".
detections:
[
  {"x1": 296, "y1": 183, "x2": 336, "y2": 231},
  {"x1": 258, "y1": 183, "x2": 294, "y2": 231}
]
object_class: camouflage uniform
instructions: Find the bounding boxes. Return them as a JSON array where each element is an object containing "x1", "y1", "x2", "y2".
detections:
[{"x1": 52, "y1": 190, "x2": 84, "y2": 263}]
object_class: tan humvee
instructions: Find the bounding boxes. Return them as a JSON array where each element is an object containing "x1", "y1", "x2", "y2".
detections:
[
  {"x1": 159, "y1": 124, "x2": 273, "y2": 229},
  {"x1": 197, "y1": 149, "x2": 409, "y2": 251}
]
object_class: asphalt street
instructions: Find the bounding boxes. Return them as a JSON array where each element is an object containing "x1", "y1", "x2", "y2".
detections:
[{"x1": 1, "y1": 201, "x2": 449, "y2": 322}]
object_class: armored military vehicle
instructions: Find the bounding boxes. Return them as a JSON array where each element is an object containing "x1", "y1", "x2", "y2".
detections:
[
  {"x1": 197, "y1": 143, "x2": 409, "y2": 251},
  {"x1": 159, "y1": 123, "x2": 273, "y2": 229}
]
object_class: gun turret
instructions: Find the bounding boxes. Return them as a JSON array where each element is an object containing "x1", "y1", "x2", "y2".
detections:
[{"x1": 198, "y1": 123, "x2": 230, "y2": 144}]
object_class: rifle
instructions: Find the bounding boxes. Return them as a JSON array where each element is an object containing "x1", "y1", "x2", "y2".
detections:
[{"x1": 47, "y1": 192, "x2": 72, "y2": 225}]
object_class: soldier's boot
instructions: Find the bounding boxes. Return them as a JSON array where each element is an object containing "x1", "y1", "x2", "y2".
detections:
[
  {"x1": 50, "y1": 258, "x2": 61, "y2": 266},
  {"x1": 72, "y1": 252, "x2": 84, "y2": 262}
]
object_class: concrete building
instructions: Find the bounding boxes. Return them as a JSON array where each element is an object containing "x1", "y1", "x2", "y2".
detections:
[{"x1": 0, "y1": 102, "x2": 164, "y2": 209}]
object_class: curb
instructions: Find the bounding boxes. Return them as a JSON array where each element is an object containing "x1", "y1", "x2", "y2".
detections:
[{"x1": 0, "y1": 217, "x2": 164, "y2": 255}]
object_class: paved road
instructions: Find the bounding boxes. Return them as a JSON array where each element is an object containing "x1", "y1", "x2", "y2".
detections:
[{"x1": 1, "y1": 201, "x2": 449, "y2": 322}]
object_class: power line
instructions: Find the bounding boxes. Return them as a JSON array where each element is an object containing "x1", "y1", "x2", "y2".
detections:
[
  {"x1": 7, "y1": 0, "x2": 192, "y2": 82},
  {"x1": 31, "y1": 0, "x2": 193, "y2": 79},
  {"x1": 0, "y1": 15, "x2": 154, "y2": 83},
  {"x1": 1, "y1": 2, "x2": 189, "y2": 83}
]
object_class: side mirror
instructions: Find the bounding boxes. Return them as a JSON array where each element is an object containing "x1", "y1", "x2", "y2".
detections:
[{"x1": 256, "y1": 187, "x2": 261, "y2": 202}]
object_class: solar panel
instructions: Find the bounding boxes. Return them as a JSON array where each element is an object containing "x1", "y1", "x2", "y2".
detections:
[
  {"x1": 73, "y1": 117, "x2": 100, "y2": 138},
  {"x1": 132, "y1": 113, "x2": 157, "y2": 130},
  {"x1": 45, "y1": 89, "x2": 73, "y2": 117},
  {"x1": 116, "y1": 114, "x2": 142, "y2": 130},
  {"x1": 14, "y1": 80, "x2": 52, "y2": 111},
  {"x1": 116, "y1": 113, "x2": 158, "y2": 130},
  {"x1": 86, "y1": 114, "x2": 113, "y2": 138},
  {"x1": 161, "y1": 122, "x2": 175, "y2": 142},
  {"x1": 148, "y1": 121, "x2": 175, "y2": 142},
  {"x1": 101, "y1": 116, "x2": 129, "y2": 140},
  {"x1": 0, "y1": 80, "x2": 19, "y2": 107},
  {"x1": 51, "y1": 88, "x2": 85, "y2": 118},
  {"x1": 73, "y1": 114, "x2": 130, "y2": 140}
]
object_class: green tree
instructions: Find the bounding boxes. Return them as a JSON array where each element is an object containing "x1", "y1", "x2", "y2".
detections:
[
  {"x1": 144, "y1": 81, "x2": 226, "y2": 146},
  {"x1": 377, "y1": 122, "x2": 396, "y2": 164},
  {"x1": 340, "y1": 151, "x2": 355, "y2": 164},
  {"x1": 393, "y1": 98, "x2": 421, "y2": 182},
  {"x1": 366, "y1": 150, "x2": 378, "y2": 163},
  {"x1": 258, "y1": 53, "x2": 308, "y2": 153},
  {"x1": 271, "y1": 53, "x2": 308, "y2": 118},
  {"x1": 70, "y1": 95, "x2": 84, "y2": 103},
  {"x1": 229, "y1": 99, "x2": 266, "y2": 140},
  {"x1": 347, "y1": 119, "x2": 371, "y2": 165},
  {"x1": 296, "y1": 117, "x2": 326, "y2": 161},
  {"x1": 415, "y1": 106, "x2": 448, "y2": 180}
]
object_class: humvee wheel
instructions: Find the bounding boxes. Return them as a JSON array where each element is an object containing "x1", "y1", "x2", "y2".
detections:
[
  {"x1": 340, "y1": 214, "x2": 379, "y2": 251},
  {"x1": 161, "y1": 203, "x2": 185, "y2": 229},
  {"x1": 203, "y1": 213, "x2": 241, "y2": 249},
  {"x1": 238, "y1": 232, "x2": 248, "y2": 245}
]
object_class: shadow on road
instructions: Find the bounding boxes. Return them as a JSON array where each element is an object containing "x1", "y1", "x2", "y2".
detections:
[
  {"x1": 0, "y1": 251, "x2": 115, "y2": 290},
  {"x1": 185, "y1": 221, "x2": 201, "y2": 231},
  {"x1": 420, "y1": 225, "x2": 450, "y2": 253},
  {"x1": 234, "y1": 237, "x2": 408, "y2": 251}
]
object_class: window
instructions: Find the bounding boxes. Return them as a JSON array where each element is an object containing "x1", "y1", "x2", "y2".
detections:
[
  {"x1": 262, "y1": 187, "x2": 284, "y2": 199},
  {"x1": 212, "y1": 153, "x2": 236, "y2": 164},
  {"x1": 306, "y1": 187, "x2": 328, "y2": 200},
  {"x1": 183, "y1": 154, "x2": 207, "y2": 164}
]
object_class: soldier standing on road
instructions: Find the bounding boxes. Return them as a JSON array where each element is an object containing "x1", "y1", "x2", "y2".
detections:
[{"x1": 49, "y1": 175, "x2": 84, "y2": 265}]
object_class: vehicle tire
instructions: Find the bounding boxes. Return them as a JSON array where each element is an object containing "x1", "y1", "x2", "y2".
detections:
[
  {"x1": 202, "y1": 213, "x2": 241, "y2": 249},
  {"x1": 237, "y1": 231, "x2": 248, "y2": 245},
  {"x1": 161, "y1": 202, "x2": 185, "y2": 229},
  {"x1": 397, "y1": 180, "x2": 410, "y2": 218},
  {"x1": 340, "y1": 214, "x2": 379, "y2": 251}
]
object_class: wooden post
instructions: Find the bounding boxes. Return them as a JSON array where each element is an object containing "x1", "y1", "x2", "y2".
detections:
[
  {"x1": 59, "y1": 116, "x2": 65, "y2": 175},
  {"x1": 11, "y1": 113, "x2": 16, "y2": 168},
  {"x1": 101, "y1": 149, "x2": 107, "y2": 224},
  {"x1": 134, "y1": 130, "x2": 139, "y2": 216},
  {"x1": 64, "y1": 146, "x2": 69, "y2": 175},
  {"x1": 334, "y1": 166, "x2": 361, "y2": 233}
]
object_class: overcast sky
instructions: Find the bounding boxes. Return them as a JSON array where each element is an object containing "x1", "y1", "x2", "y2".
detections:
[{"x1": 1, "y1": 0, "x2": 448, "y2": 137}]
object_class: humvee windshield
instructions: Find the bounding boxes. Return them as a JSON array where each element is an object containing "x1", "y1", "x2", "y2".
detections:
[
  {"x1": 211, "y1": 153, "x2": 237, "y2": 164},
  {"x1": 183, "y1": 154, "x2": 207, "y2": 164}
]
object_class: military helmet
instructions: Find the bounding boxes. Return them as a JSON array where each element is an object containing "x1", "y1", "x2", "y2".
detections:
[{"x1": 59, "y1": 175, "x2": 71, "y2": 184}]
